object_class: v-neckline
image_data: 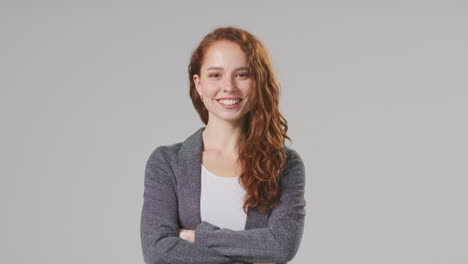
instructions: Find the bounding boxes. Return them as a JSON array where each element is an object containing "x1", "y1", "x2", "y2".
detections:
[{"x1": 178, "y1": 126, "x2": 271, "y2": 230}]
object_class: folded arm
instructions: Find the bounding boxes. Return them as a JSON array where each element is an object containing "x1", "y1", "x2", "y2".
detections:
[
  {"x1": 194, "y1": 149, "x2": 307, "y2": 263},
  {"x1": 140, "y1": 147, "x2": 251, "y2": 264}
]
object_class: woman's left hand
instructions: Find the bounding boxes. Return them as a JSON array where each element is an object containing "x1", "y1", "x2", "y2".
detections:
[{"x1": 178, "y1": 228, "x2": 195, "y2": 243}]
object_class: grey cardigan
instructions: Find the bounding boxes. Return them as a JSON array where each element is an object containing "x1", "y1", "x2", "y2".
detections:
[{"x1": 140, "y1": 127, "x2": 306, "y2": 264}]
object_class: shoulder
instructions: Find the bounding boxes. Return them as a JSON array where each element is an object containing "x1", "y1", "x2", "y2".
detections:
[
  {"x1": 283, "y1": 146, "x2": 305, "y2": 171},
  {"x1": 146, "y1": 142, "x2": 183, "y2": 167},
  {"x1": 280, "y1": 146, "x2": 306, "y2": 186},
  {"x1": 144, "y1": 142, "x2": 183, "y2": 186},
  {"x1": 146, "y1": 126, "x2": 204, "y2": 166}
]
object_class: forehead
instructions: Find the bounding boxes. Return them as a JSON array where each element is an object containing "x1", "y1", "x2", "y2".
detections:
[{"x1": 202, "y1": 41, "x2": 248, "y2": 69}]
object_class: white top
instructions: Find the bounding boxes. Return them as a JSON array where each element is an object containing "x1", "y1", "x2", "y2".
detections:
[{"x1": 200, "y1": 163, "x2": 247, "y2": 231}]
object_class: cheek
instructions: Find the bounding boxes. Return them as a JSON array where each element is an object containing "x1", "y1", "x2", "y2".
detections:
[
  {"x1": 202, "y1": 85, "x2": 218, "y2": 97},
  {"x1": 242, "y1": 84, "x2": 252, "y2": 97},
  {"x1": 238, "y1": 80, "x2": 252, "y2": 91}
]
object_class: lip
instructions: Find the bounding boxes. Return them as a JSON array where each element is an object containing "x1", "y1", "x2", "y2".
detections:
[
  {"x1": 216, "y1": 97, "x2": 242, "y2": 100},
  {"x1": 217, "y1": 98, "x2": 242, "y2": 109}
]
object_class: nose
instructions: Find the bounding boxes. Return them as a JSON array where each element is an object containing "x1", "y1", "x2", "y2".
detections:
[{"x1": 221, "y1": 76, "x2": 236, "y2": 91}]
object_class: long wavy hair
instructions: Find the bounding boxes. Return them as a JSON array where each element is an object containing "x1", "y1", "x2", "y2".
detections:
[{"x1": 188, "y1": 26, "x2": 291, "y2": 213}]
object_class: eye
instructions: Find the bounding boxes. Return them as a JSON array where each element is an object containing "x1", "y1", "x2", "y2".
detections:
[
  {"x1": 237, "y1": 72, "x2": 250, "y2": 78},
  {"x1": 209, "y1": 73, "x2": 220, "y2": 78}
]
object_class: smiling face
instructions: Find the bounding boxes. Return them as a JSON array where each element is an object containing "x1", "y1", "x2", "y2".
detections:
[{"x1": 193, "y1": 40, "x2": 253, "y2": 124}]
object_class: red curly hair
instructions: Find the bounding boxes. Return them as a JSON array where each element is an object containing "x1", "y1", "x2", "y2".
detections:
[{"x1": 188, "y1": 26, "x2": 291, "y2": 214}]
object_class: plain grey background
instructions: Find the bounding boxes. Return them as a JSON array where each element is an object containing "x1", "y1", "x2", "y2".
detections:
[{"x1": 1, "y1": 1, "x2": 467, "y2": 263}]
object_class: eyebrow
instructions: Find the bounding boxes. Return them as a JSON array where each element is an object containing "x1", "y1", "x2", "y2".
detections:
[{"x1": 206, "y1": 66, "x2": 249, "y2": 71}]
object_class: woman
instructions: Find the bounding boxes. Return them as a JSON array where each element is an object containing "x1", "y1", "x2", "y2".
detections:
[{"x1": 140, "y1": 26, "x2": 306, "y2": 264}]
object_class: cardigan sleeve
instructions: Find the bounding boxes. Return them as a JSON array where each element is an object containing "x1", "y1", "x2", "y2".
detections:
[
  {"x1": 140, "y1": 147, "x2": 251, "y2": 264},
  {"x1": 194, "y1": 149, "x2": 306, "y2": 264}
]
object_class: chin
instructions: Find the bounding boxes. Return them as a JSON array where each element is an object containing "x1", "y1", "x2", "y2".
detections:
[{"x1": 217, "y1": 113, "x2": 248, "y2": 122}]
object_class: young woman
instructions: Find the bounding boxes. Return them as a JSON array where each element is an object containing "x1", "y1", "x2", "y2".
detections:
[{"x1": 140, "y1": 26, "x2": 306, "y2": 264}]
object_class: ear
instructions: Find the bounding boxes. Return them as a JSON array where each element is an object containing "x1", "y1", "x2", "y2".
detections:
[{"x1": 193, "y1": 74, "x2": 202, "y2": 96}]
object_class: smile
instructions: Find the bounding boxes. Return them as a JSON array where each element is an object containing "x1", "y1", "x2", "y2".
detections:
[{"x1": 217, "y1": 99, "x2": 242, "y2": 109}]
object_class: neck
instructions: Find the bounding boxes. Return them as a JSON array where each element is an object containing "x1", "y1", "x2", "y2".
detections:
[{"x1": 202, "y1": 116, "x2": 246, "y2": 154}]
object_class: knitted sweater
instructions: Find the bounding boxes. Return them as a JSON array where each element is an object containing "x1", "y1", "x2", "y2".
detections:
[{"x1": 140, "y1": 126, "x2": 306, "y2": 264}]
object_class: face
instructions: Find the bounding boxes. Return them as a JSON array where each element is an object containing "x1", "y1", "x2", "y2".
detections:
[{"x1": 193, "y1": 40, "x2": 252, "y2": 124}]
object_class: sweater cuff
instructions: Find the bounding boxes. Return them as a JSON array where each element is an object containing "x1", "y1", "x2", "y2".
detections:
[{"x1": 194, "y1": 221, "x2": 220, "y2": 246}]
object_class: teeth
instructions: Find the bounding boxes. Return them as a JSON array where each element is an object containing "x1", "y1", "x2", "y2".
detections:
[{"x1": 218, "y1": 99, "x2": 241, "y2": 105}]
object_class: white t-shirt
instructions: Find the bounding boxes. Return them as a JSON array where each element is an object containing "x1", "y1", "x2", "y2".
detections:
[{"x1": 200, "y1": 163, "x2": 247, "y2": 231}]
